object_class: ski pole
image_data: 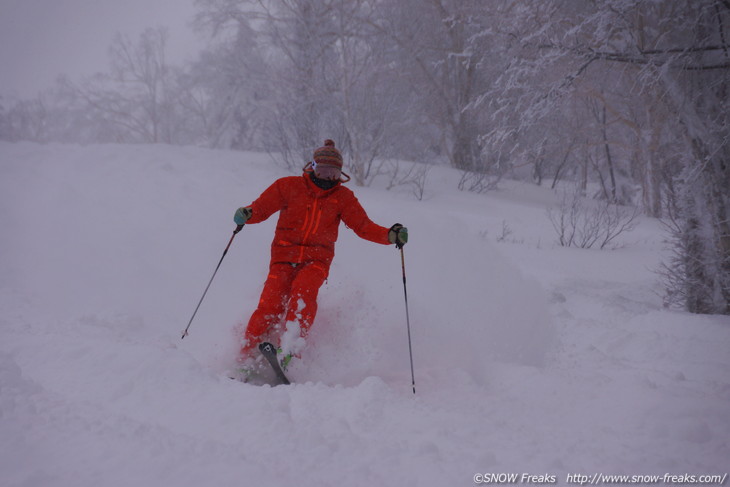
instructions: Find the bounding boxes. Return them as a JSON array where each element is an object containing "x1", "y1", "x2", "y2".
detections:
[
  {"x1": 181, "y1": 224, "x2": 244, "y2": 339},
  {"x1": 400, "y1": 247, "x2": 416, "y2": 394}
]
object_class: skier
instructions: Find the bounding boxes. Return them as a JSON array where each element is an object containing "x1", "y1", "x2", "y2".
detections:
[{"x1": 233, "y1": 139, "x2": 408, "y2": 375}]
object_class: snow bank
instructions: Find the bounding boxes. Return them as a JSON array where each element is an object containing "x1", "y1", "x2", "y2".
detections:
[{"x1": 1, "y1": 142, "x2": 728, "y2": 486}]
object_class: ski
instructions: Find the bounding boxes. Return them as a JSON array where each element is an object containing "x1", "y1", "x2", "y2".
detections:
[{"x1": 258, "y1": 342, "x2": 291, "y2": 385}]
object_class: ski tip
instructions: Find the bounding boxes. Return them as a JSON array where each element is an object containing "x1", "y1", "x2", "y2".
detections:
[
  {"x1": 258, "y1": 342, "x2": 276, "y2": 354},
  {"x1": 257, "y1": 341, "x2": 292, "y2": 385}
]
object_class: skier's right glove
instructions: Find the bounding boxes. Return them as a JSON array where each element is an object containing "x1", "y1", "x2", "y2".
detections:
[
  {"x1": 388, "y1": 223, "x2": 408, "y2": 249},
  {"x1": 234, "y1": 206, "x2": 253, "y2": 225}
]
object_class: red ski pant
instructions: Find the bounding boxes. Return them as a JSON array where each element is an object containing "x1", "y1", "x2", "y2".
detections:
[{"x1": 241, "y1": 261, "x2": 328, "y2": 356}]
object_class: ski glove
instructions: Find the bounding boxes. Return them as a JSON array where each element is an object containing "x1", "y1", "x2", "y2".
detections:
[
  {"x1": 234, "y1": 206, "x2": 253, "y2": 225},
  {"x1": 388, "y1": 223, "x2": 408, "y2": 249}
]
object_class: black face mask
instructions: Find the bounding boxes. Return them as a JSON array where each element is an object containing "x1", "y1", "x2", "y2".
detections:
[{"x1": 309, "y1": 172, "x2": 339, "y2": 190}]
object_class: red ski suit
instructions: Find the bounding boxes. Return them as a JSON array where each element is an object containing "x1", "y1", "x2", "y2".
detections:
[{"x1": 242, "y1": 173, "x2": 390, "y2": 355}]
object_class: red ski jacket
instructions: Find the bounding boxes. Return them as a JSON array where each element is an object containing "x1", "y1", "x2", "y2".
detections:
[{"x1": 247, "y1": 173, "x2": 391, "y2": 266}]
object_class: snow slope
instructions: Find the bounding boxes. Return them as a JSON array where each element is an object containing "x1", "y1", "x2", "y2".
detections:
[{"x1": 1, "y1": 142, "x2": 728, "y2": 487}]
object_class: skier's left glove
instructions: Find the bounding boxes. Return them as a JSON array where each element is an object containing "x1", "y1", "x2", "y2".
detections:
[{"x1": 388, "y1": 223, "x2": 408, "y2": 249}]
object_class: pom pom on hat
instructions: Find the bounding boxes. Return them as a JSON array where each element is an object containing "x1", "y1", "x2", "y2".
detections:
[{"x1": 313, "y1": 139, "x2": 343, "y2": 168}]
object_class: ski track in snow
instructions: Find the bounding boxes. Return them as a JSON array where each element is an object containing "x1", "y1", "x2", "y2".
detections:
[{"x1": 1, "y1": 142, "x2": 729, "y2": 487}]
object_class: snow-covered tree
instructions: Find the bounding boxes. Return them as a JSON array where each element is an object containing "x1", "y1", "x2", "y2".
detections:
[
  {"x1": 189, "y1": 3, "x2": 269, "y2": 149},
  {"x1": 373, "y1": 0, "x2": 502, "y2": 173},
  {"x1": 486, "y1": 1, "x2": 683, "y2": 210},
  {"x1": 659, "y1": 1, "x2": 730, "y2": 314},
  {"x1": 63, "y1": 27, "x2": 181, "y2": 144}
]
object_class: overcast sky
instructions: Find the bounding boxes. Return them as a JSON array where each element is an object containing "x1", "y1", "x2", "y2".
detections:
[{"x1": 0, "y1": 0, "x2": 203, "y2": 98}]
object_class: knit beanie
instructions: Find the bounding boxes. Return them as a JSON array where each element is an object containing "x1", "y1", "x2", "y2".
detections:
[{"x1": 313, "y1": 139, "x2": 343, "y2": 168}]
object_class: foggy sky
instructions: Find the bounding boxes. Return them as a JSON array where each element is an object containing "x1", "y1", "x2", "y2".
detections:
[{"x1": 0, "y1": 0, "x2": 202, "y2": 98}]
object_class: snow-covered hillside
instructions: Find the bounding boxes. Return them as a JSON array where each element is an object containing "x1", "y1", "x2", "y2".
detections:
[{"x1": 1, "y1": 142, "x2": 728, "y2": 487}]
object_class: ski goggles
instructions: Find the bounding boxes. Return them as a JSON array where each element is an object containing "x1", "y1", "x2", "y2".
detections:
[{"x1": 312, "y1": 161, "x2": 342, "y2": 180}]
